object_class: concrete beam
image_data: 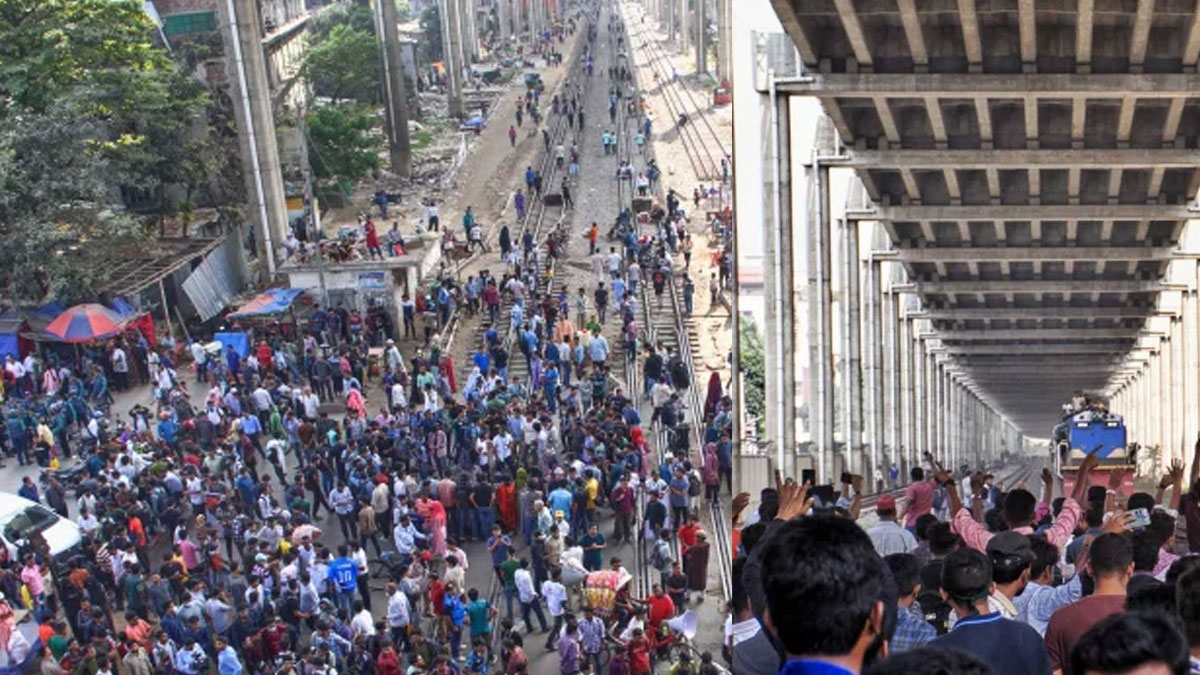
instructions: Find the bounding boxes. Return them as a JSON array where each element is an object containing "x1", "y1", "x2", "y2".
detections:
[
  {"x1": 939, "y1": 343, "x2": 1134, "y2": 355},
  {"x1": 896, "y1": 0, "x2": 928, "y2": 68},
  {"x1": 836, "y1": 149, "x2": 1199, "y2": 170},
  {"x1": 778, "y1": 73, "x2": 1200, "y2": 97},
  {"x1": 1018, "y1": 0, "x2": 1036, "y2": 67},
  {"x1": 768, "y1": 0, "x2": 817, "y2": 66},
  {"x1": 1076, "y1": 0, "x2": 1094, "y2": 69},
  {"x1": 1185, "y1": 0, "x2": 1200, "y2": 68},
  {"x1": 832, "y1": 0, "x2": 872, "y2": 68},
  {"x1": 957, "y1": 0, "x2": 982, "y2": 69},
  {"x1": 939, "y1": 328, "x2": 1141, "y2": 340},
  {"x1": 1129, "y1": 0, "x2": 1155, "y2": 70},
  {"x1": 915, "y1": 307, "x2": 1155, "y2": 319},
  {"x1": 888, "y1": 247, "x2": 1177, "y2": 263},
  {"x1": 917, "y1": 279, "x2": 1163, "y2": 293},
  {"x1": 847, "y1": 204, "x2": 1194, "y2": 222}
]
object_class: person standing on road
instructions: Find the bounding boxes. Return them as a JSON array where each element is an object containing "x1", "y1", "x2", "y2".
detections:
[
  {"x1": 509, "y1": 125, "x2": 517, "y2": 146},
  {"x1": 427, "y1": 201, "x2": 440, "y2": 231}
]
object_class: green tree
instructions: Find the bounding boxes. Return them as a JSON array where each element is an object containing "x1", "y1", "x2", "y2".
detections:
[
  {"x1": 304, "y1": 24, "x2": 381, "y2": 103},
  {"x1": 740, "y1": 317, "x2": 766, "y2": 437},
  {"x1": 306, "y1": 104, "x2": 380, "y2": 185},
  {"x1": 0, "y1": 0, "x2": 215, "y2": 302},
  {"x1": 309, "y1": 3, "x2": 377, "y2": 42}
]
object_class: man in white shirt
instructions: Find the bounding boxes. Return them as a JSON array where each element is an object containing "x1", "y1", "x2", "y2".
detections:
[
  {"x1": 866, "y1": 495, "x2": 918, "y2": 557},
  {"x1": 111, "y1": 345, "x2": 129, "y2": 391},
  {"x1": 386, "y1": 582, "x2": 412, "y2": 647},
  {"x1": 513, "y1": 559, "x2": 549, "y2": 633},
  {"x1": 300, "y1": 387, "x2": 320, "y2": 421},
  {"x1": 350, "y1": 599, "x2": 376, "y2": 639},
  {"x1": 541, "y1": 570, "x2": 568, "y2": 650},
  {"x1": 393, "y1": 515, "x2": 426, "y2": 556},
  {"x1": 329, "y1": 482, "x2": 357, "y2": 541}
]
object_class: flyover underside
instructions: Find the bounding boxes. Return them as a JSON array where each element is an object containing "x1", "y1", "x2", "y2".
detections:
[{"x1": 775, "y1": 0, "x2": 1200, "y2": 434}]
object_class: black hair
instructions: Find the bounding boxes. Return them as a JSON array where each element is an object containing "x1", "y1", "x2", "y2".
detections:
[
  {"x1": 1128, "y1": 492, "x2": 1156, "y2": 512},
  {"x1": 740, "y1": 522, "x2": 767, "y2": 555},
  {"x1": 1177, "y1": 567, "x2": 1200, "y2": 648},
  {"x1": 1087, "y1": 486, "x2": 1107, "y2": 505},
  {"x1": 864, "y1": 646, "x2": 994, "y2": 675},
  {"x1": 983, "y1": 508, "x2": 1006, "y2": 533},
  {"x1": 940, "y1": 548, "x2": 992, "y2": 615},
  {"x1": 731, "y1": 556, "x2": 749, "y2": 615},
  {"x1": 927, "y1": 522, "x2": 961, "y2": 557},
  {"x1": 1069, "y1": 611, "x2": 1188, "y2": 675},
  {"x1": 1089, "y1": 532, "x2": 1134, "y2": 578},
  {"x1": 1167, "y1": 556, "x2": 1200, "y2": 588},
  {"x1": 1028, "y1": 535, "x2": 1060, "y2": 581},
  {"x1": 911, "y1": 467, "x2": 924, "y2": 482},
  {"x1": 990, "y1": 549, "x2": 1032, "y2": 585},
  {"x1": 1001, "y1": 489, "x2": 1037, "y2": 528},
  {"x1": 1124, "y1": 581, "x2": 1175, "y2": 615},
  {"x1": 1150, "y1": 510, "x2": 1176, "y2": 542},
  {"x1": 914, "y1": 514, "x2": 938, "y2": 543},
  {"x1": 1051, "y1": 497, "x2": 1065, "y2": 517},
  {"x1": 884, "y1": 553, "x2": 921, "y2": 598},
  {"x1": 1131, "y1": 529, "x2": 1165, "y2": 573},
  {"x1": 1084, "y1": 504, "x2": 1104, "y2": 528},
  {"x1": 758, "y1": 515, "x2": 883, "y2": 657}
]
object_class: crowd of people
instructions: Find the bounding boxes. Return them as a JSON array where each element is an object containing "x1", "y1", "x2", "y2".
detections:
[
  {"x1": 730, "y1": 444, "x2": 1200, "y2": 675},
  {"x1": 0, "y1": 4, "x2": 738, "y2": 675}
]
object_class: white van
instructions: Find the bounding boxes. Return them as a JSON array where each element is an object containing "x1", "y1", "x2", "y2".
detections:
[{"x1": 0, "y1": 493, "x2": 82, "y2": 568}]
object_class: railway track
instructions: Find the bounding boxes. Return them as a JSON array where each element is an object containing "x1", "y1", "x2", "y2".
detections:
[{"x1": 625, "y1": 3, "x2": 729, "y2": 183}]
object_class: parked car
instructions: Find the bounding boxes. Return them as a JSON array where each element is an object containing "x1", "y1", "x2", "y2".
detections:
[{"x1": 0, "y1": 493, "x2": 82, "y2": 569}]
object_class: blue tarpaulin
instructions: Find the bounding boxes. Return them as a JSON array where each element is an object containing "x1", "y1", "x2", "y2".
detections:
[
  {"x1": 213, "y1": 331, "x2": 249, "y2": 359},
  {"x1": 228, "y1": 288, "x2": 305, "y2": 319}
]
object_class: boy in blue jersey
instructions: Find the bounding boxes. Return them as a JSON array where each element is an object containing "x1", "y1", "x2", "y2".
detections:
[{"x1": 327, "y1": 545, "x2": 358, "y2": 614}]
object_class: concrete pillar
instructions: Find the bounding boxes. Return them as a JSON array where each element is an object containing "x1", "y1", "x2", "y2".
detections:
[
  {"x1": 817, "y1": 164, "x2": 836, "y2": 482},
  {"x1": 1190, "y1": 263, "x2": 1200, "y2": 466},
  {"x1": 888, "y1": 287, "x2": 902, "y2": 474},
  {"x1": 218, "y1": 0, "x2": 288, "y2": 281},
  {"x1": 460, "y1": 0, "x2": 478, "y2": 63},
  {"x1": 1160, "y1": 341, "x2": 1170, "y2": 458},
  {"x1": 914, "y1": 329, "x2": 927, "y2": 458},
  {"x1": 766, "y1": 93, "x2": 796, "y2": 479},
  {"x1": 842, "y1": 216, "x2": 863, "y2": 476},
  {"x1": 1173, "y1": 318, "x2": 1186, "y2": 462},
  {"x1": 498, "y1": 0, "x2": 510, "y2": 40},
  {"x1": 694, "y1": 0, "x2": 707, "y2": 74},
  {"x1": 869, "y1": 258, "x2": 885, "y2": 483},
  {"x1": 715, "y1": 0, "x2": 731, "y2": 81},
  {"x1": 379, "y1": 0, "x2": 413, "y2": 177},
  {"x1": 441, "y1": 0, "x2": 464, "y2": 118},
  {"x1": 900, "y1": 308, "x2": 915, "y2": 473},
  {"x1": 932, "y1": 358, "x2": 942, "y2": 465}
]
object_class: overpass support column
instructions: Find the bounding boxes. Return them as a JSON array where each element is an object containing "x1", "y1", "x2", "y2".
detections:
[
  {"x1": 441, "y1": 0, "x2": 465, "y2": 118},
  {"x1": 887, "y1": 284, "x2": 902, "y2": 476},
  {"x1": 1172, "y1": 318, "x2": 1186, "y2": 463},
  {"x1": 869, "y1": 258, "x2": 886, "y2": 486},
  {"x1": 1188, "y1": 264, "x2": 1200, "y2": 466},
  {"x1": 840, "y1": 216, "x2": 863, "y2": 477},
  {"x1": 815, "y1": 164, "x2": 836, "y2": 482},
  {"x1": 1160, "y1": 341, "x2": 1171, "y2": 465},
  {"x1": 899, "y1": 301, "x2": 915, "y2": 475},
  {"x1": 933, "y1": 359, "x2": 944, "y2": 466},
  {"x1": 914, "y1": 330, "x2": 927, "y2": 460},
  {"x1": 764, "y1": 90, "x2": 797, "y2": 479},
  {"x1": 218, "y1": 0, "x2": 288, "y2": 283}
]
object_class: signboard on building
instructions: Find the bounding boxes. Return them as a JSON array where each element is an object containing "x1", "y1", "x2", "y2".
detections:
[{"x1": 358, "y1": 272, "x2": 386, "y2": 290}]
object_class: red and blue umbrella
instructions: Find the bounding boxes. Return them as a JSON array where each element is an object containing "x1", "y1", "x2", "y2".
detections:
[{"x1": 44, "y1": 303, "x2": 128, "y2": 343}]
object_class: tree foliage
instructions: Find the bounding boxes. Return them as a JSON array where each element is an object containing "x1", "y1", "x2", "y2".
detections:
[
  {"x1": 739, "y1": 317, "x2": 766, "y2": 437},
  {"x1": 304, "y1": 24, "x2": 381, "y2": 103},
  {"x1": 0, "y1": 0, "x2": 216, "y2": 302},
  {"x1": 306, "y1": 104, "x2": 380, "y2": 185}
]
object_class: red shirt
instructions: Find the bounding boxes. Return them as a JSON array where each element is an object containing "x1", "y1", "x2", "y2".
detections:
[
  {"x1": 646, "y1": 593, "x2": 674, "y2": 629},
  {"x1": 1045, "y1": 594, "x2": 1126, "y2": 673},
  {"x1": 430, "y1": 580, "x2": 446, "y2": 616},
  {"x1": 903, "y1": 480, "x2": 935, "y2": 527},
  {"x1": 628, "y1": 638, "x2": 651, "y2": 675}
]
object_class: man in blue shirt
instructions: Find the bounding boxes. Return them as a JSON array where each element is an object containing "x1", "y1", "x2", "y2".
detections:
[
  {"x1": 884, "y1": 553, "x2": 934, "y2": 653},
  {"x1": 929, "y1": 548, "x2": 1051, "y2": 674},
  {"x1": 327, "y1": 544, "x2": 359, "y2": 614}
]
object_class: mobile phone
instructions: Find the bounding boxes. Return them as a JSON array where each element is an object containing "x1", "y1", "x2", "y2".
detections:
[
  {"x1": 1130, "y1": 508, "x2": 1152, "y2": 529},
  {"x1": 811, "y1": 484, "x2": 836, "y2": 507},
  {"x1": 840, "y1": 472, "x2": 853, "y2": 485},
  {"x1": 801, "y1": 469, "x2": 816, "y2": 487}
]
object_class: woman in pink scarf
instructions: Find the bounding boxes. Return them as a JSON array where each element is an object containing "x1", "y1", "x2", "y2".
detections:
[
  {"x1": 427, "y1": 499, "x2": 448, "y2": 557},
  {"x1": 702, "y1": 443, "x2": 720, "y2": 502},
  {"x1": 345, "y1": 387, "x2": 366, "y2": 417}
]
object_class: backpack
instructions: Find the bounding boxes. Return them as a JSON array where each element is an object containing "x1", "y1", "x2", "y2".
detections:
[
  {"x1": 651, "y1": 540, "x2": 670, "y2": 570},
  {"x1": 687, "y1": 473, "x2": 701, "y2": 497}
]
